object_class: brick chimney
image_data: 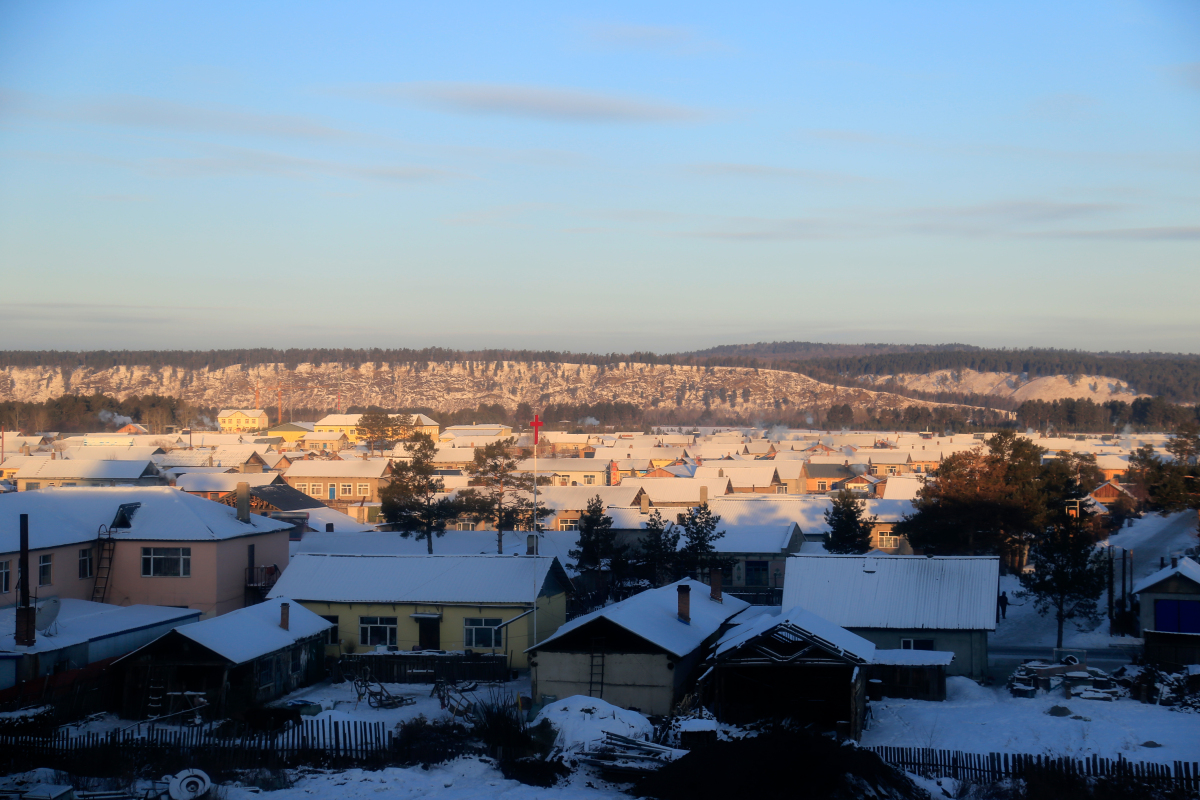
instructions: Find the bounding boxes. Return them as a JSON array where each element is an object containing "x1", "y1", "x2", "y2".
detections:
[
  {"x1": 640, "y1": 492, "x2": 650, "y2": 514},
  {"x1": 677, "y1": 583, "x2": 691, "y2": 624},
  {"x1": 709, "y1": 568, "x2": 723, "y2": 603},
  {"x1": 236, "y1": 482, "x2": 250, "y2": 522},
  {"x1": 699, "y1": 485, "x2": 708, "y2": 505},
  {"x1": 280, "y1": 602, "x2": 290, "y2": 631}
]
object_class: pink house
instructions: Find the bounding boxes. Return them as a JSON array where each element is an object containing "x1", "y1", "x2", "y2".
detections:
[{"x1": 0, "y1": 487, "x2": 291, "y2": 618}]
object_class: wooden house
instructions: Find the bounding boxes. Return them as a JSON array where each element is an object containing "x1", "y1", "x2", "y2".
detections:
[
  {"x1": 116, "y1": 598, "x2": 332, "y2": 719},
  {"x1": 1134, "y1": 557, "x2": 1200, "y2": 666}
]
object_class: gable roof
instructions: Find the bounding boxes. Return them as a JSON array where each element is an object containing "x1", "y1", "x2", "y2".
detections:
[
  {"x1": 14, "y1": 459, "x2": 159, "y2": 481},
  {"x1": 284, "y1": 460, "x2": 392, "y2": 478},
  {"x1": 268, "y1": 553, "x2": 568, "y2": 605},
  {"x1": 176, "y1": 472, "x2": 285, "y2": 492},
  {"x1": 714, "y1": 605, "x2": 876, "y2": 664},
  {"x1": 0, "y1": 486, "x2": 292, "y2": 552},
  {"x1": 782, "y1": 555, "x2": 1000, "y2": 631},
  {"x1": 1133, "y1": 557, "x2": 1200, "y2": 595},
  {"x1": 170, "y1": 598, "x2": 332, "y2": 664},
  {"x1": 531, "y1": 579, "x2": 749, "y2": 658}
]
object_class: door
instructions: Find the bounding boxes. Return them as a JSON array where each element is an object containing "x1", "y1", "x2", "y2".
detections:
[
  {"x1": 328, "y1": 484, "x2": 336, "y2": 500},
  {"x1": 417, "y1": 618, "x2": 440, "y2": 650}
]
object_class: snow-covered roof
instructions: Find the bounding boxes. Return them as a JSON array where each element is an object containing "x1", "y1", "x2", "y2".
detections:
[
  {"x1": 284, "y1": 460, "x2": 391, "y2": 478},
  {"x1": 531, "y1": 579, "x2": 749, "y2": 658},
  {"x1": 14, "y1": 459, "x2": 159, "y2": 481},
  {"x1": 0, "y1": 486, "x2": 292, "y2": 552},
  {"x1": 694, "y1": 465, "x2": 780, "y2": 488},
  {"x1": 535, "y1": 485, "x2": 643, "y2": 511},
  {"x1": 0, "y1": 600, "x2": 200, "y2": 654},
  {"x1": 268, "y1": 553, "x2": 566, "y2": 605},
  {"x1": 176, "y1": 472, "x2": 284, "y2": 492},
  {"x1": 61, "y1": 446, "x2": 166, "y2": 461},
  {"x1": 714, "y1": 604, "x2": 875, "y2": 664},
  {"x1": 218, "y1": 409, "x2": 268, "y2": 418},
  {"x1": 782, "y1": 555, "x2": 1000, "y2": 631},
  {"x1": 706, "y1": 495, "x2": 834, "y2": 534},
  {"x1": 316, "y1": 414, "x2": 363, "y2": 426},
  {"x1": 1133, "y1": 557, "x2": 1200, "y2": 595},
  {"x1": 171, "y1": 598, "x2": 332, "y2": 664},
  {"x1": 880, "y1": 475, "x2": 925, "y2": 501},
  {"x1": 302, "y1": 432, "x2": 350, "y2": 441},
  {"x1": 620, "y1": 478, "x2": 732, "y2": 504}
]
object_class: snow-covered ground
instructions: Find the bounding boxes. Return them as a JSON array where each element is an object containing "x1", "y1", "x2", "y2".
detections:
[{"x1": 863, "y1": 677, "x2": 1200, "y2": 766}]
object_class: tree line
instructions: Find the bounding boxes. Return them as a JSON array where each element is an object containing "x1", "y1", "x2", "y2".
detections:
[{"x1": 1015, "y1": 397, "x2": 1200, "y2": 433}]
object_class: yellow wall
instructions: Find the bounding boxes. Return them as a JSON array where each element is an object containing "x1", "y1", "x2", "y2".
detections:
[
  {"x1": 269, "y1": 428, "x2": 309, "y2": 443},
  {"x1": 314, "y1": 424, "x2": 359, "y2": 443},
  {"x1": 297, "y1": 591, "x2": 565, "y2": 669},
  {"x1": 220, "y1": 412, "x2": 269, "y2": 432}
]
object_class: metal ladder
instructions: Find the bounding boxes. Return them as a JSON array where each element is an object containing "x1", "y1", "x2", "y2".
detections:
[
  {"x1": 90, "y1": 527, "x2": 116, "y2": 603},
  {"x1": 144, "y1": 666, "x2": 167, "y2": 719},
  {"x1": 588, "y1": 638, "x2": 605, "y2": 698}
]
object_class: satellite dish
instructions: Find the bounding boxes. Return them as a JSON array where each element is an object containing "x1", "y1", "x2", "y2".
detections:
[{"x1": 35, "y1": 597, "x2": 61, "y2": 632}]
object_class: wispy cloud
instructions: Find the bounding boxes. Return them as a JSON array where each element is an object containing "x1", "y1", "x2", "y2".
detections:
[
  {"x1": 684, "y1": 162, "x2": 881, "y2": 185},
  {"x1": 0, "y1": 88, "x2": 355, "y2": 142},
  {"x1": 344, "y1": 82, "x2": 707, "y2": 123},
  {"x1": 1025, "y1": 226, "x2": 1200, "y2": 241},
  {"x1": 578, "y1": 22, "x2": 732, "y2": 55}
]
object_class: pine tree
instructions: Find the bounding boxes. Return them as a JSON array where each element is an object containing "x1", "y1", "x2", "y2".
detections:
[
  {"x1": 469, "y1": 437, "x2": 551, "y2": 553},
  {"x1": 678, "y1": 503, "x2": 725, "y2": 576},
  {"x1": 569, "y1": 495, "x2": 615, "y2": 572},
  {"x1": 380, "y1": 432, "x2": 471, "y2": 554},
  {"x1": 639, "y1": 509, "x2": 680, "y2": 586},
  {"x1": 1018, "y1": 516, "x2": 1107, "y2": 648},
  {"x1": 824, "y1": 489, "x2": 877, "y2": 554}
]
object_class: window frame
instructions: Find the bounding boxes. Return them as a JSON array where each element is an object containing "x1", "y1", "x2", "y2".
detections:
[
  {"x1": 140, "y1": 547, "x2": 192, "y2": 578},
  {"x1": 356, "y1": 483, "x2": 370, "y2": 496},
  {"x1": 463, "y1": 617, "x2": 503, "y2": 649},
  {"x1": 294, "y1": 483, "x2": 307, "y2": 494},
  {"x1": 744, "y1": 560, "x2": 769, "y2": 587},
  {"x1": 38, "y1": 554, "x2": 52, "y2": 586},
  {"x1": 0, "y1": 560, "x2": 9, "y2": 594},
  {"x1": 320, "y1": 615, "x2": 339, "y2": 645},
  {"x1": 359, "y1": 616, "x2": 398, "y2": 647},
  {"x1": 79, "y1": 547, "x2": 94, "y2": 579},
  {"x1": 901, "y1": 638, "x2": 936, "y2": 651},
  {"x1": 340, "y1": 483, "x2": 353, "y2": 496}
]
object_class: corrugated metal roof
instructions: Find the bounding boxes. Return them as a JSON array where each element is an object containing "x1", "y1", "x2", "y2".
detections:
[
  {"x1": 715, "y1": 604, "x2": 876, "y2": 664},
  {"x1": 173, "y1": 597, "x2": 332, "y2": 665},
  {"x1": 14, "y1": 459, "x2": 158, "y2": 480},
  {"x1": 268, "y1": 553, "x2": 565, "y2": 605},
  {"x1": 782, "y1": 555, "x2": 1000, "y2": 631}
]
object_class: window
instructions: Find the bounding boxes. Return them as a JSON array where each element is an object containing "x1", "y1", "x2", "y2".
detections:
[
  {"x1": 357, "y1": 483, "x2": 370, "y2": 495},
  {"x1": 454, "y1": 521, "x2": 474, "y2": 531},
  {"x1": 359, "y1": 616, "x2": 397, "y2": 647},
  {"x1": 141, "y1": 547, "x2": 192, "y2": 577},
  {"x1": 25, "y1": 482, "x2": 40, "y2": 491},
  {"x1": 294, "y1": 483, "x2": 308, "y2": 494},
  {"x1": 38, "y1": 554, "x2": 52, "y2": 586},
  {"x1": 745, "y1": 560, "x2": 769, "y2": 587},
  {"x1": 464, "y1": 618, "x2": 503, "y2": 648},
  {"x1": 901, "y1": 639, "x2": 935, "y2": 651},
  {"x1": 320, "y1": 615, "x2": 339, "y2": 645},
  {"x1": 0, "y1": 561, "x2": 9, "y2": 593},
  {"x1": 584, "y1": 475, "x2": 595, "y2": 485},
  {"x1": 340, "y1": 484, "x2": 352, "y2": 496},
  {"x1": 258, "y1": 657, "x2": 276, "y2": 690},
  {"x1": 776, "y1": 486, "x2": 786, "y2": 494},
  {"x1": 816, "y1": 481, "x2": 827, "y2": 492},
  {"x1": 877, "y1": 534, "x2": 900, "y2": 549},
  {"x1": 887, "y1": 466, "x2": 898, "y2": 476},
  {"x1": 79, "y1": 548, "x2": 94, "y2": 579},
  {"x1": 558, "y1": 519, "x2": 579, "y2": 531},
  {"x1": 310, "y1": 483, "x2": 322, "y2": 496},
  {"x1": 869, "y1": 466, "x2": 879, "y2": 476},
  {"x1": 290, "y1": 647, "x2": 302, "y2": 674}
]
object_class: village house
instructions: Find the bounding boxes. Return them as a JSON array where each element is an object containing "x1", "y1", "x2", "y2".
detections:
[
  {"x1": 529, "y1": 580, "x2": 750, "y2": 715},
  {"x1": 115, "y1": 598, "x2": 332, "y2": 719},
  {"x1": 218, "y1": 409, "x2": 270, "y2": 433},
  {"x1": 0, "y1": 600, "x2": 201, "y2": 696},
  {"x1": 516, "y1": 457, "x2": 613, "y2": 488},
  {"x1": 282, "y1": 459, "x2": 393, "y2": 504},
  {"x1": 439, "y1": 423, "x2": 512, "y2": 442},
  {"x1": 157, "y1": 446, "x2": 271, "y2": 472},
  {"x1": 782, "y1": 555, "x2": 1000, "y2": 678},
  {"x1": 265, "y1": 421, "x2": 315, "y2": 443},
  {"x1": 694, "y1": 465, "x2": 785, "y2": 494},
  {"x1": 802, "y1": 462, "x2": 855, "y2": 494},
  {"x1": 0, "y1": 486, "x2": 292, "y2": 618},
  {"x1": 300, "y1": 432, "x2": 351, "y2": 452},
  {"x1": 14, "y1": 459, "x2": 166, "y2": 492},
  {"x1": 1134, "y1": 557, "x2": 1200, "y2": 666},
  {"x1": 868, "y1": 452, "x2": 913, "y2": 476},
  {"x1": 268, "y1": 553, "x2": 571, "y2": 669},
  {"x1": 176, "y1": 471, "x2": 287, "y2": 501}
]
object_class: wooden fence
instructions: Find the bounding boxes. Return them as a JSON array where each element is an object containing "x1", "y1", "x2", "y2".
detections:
[
  {"x1": 0, "y1": 718, "x2": 472, "y2": 775},
  {"x1": 868, "y1": 746, "x2": 1200, "y2": 792},
  {"x1": 339, "y1": 653, "x2": 508, "y2": 684}
]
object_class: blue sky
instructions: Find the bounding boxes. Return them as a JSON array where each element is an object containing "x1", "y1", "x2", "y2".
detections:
[{"x1": 1, "y1": 0, "x2": 1198, "y2": 353}]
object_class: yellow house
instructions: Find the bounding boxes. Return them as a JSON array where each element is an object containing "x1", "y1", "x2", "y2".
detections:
[
  {"x1": 266, "y1": 422, "x2": 315, "y2": 443},
  {"x1": 218, "y1": 409, "x2": 269, "y2": 433},
  {"x1": 267, "y1": 553, "x2": 571, "y2": 669},
  {"x1": 314, "y1": 413, "x2": 437, "y2": 445}
]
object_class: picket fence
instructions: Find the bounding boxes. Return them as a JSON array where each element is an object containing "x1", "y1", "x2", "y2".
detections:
[{"x1": 868, "y1": 746, "x2": 1200, "y2": 791}]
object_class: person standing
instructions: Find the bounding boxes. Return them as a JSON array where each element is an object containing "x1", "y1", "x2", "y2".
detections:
[{"x1": 998, "y1": 591, "x2": 1009, "y2": 620}]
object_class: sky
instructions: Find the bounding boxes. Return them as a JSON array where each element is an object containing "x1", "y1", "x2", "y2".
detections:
[{"x1": 1, "y1": 0, "x2": 1198, "y2": 354}]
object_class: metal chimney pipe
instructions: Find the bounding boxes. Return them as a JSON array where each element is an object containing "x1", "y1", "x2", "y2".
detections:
[
  {"x1": 236, "y1": 482, "x2": 250, "y2": 522},
  {"x1": 15, "y1": 514, "x2": 34, "y2": 647}
]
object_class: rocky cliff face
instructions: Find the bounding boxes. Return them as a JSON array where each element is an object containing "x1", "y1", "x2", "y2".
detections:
[{"x1": 0, "y1": 361, "x2": 975, "y2": 417}]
